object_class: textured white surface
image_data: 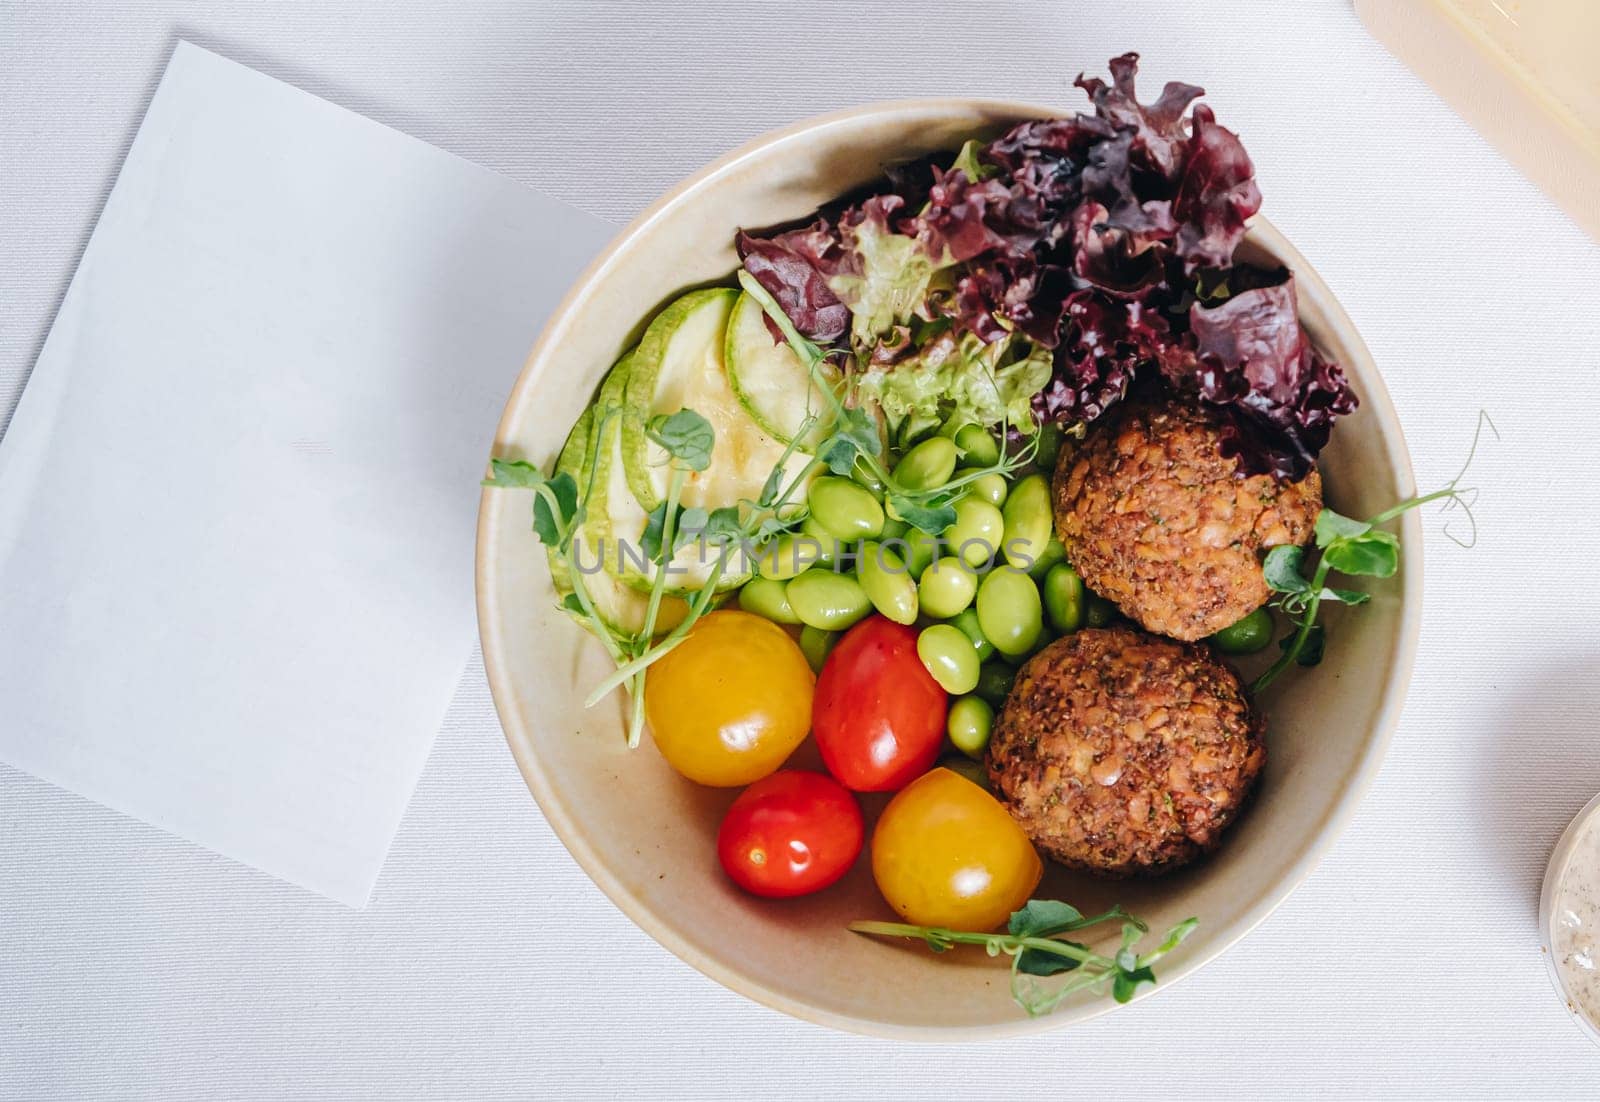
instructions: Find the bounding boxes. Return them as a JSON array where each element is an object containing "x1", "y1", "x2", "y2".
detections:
[{"x1": 2, "y1": 0, "x2": 1598, "y2": 1096}]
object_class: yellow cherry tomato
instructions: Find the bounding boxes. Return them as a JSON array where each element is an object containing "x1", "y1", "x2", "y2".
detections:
[
  {"x1": 644, "y1": 610, "x2": 814, "y2": 787},
  {"x1": 871, "y1": 767, "x2": 1043, "y2": 929}
]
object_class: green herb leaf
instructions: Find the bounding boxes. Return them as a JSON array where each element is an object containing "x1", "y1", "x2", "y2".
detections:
[
  {"x1": 888, "y1": 493, "x2": 957, "y2": 535},
  {"x1": 482, "y1": 458, "x2": 546, "y2": 489},
  {"x1": 817, "y1": 406, "x2": 881, "y2": 476},
  {"x1": 1280, "y1": 622, "x2": 1325, "y2": 666},
  {"x1": 1313, "y1": 508, "x2": 1371, "y2": 546},
  {"x1": 1112, "y1": 965, "x2": 1156, "y2": 1004},
  {"x1": 671, "y1": 506, "x2": 710, "y2": 557},
  {"x1": 532, "y1": 471, "x2": 579, "y2": 544},
  {"x1": 647, "y1": 409, "x2": 715, "y2": 472},
  {"x1": 1322, "y1": 530, "x2": 1399, "y2": 577},
  {"x1": 559, "y1": 592, "x2": 585, "y2": 617},
  {"x1": 1262, "y1": 545, "x2": 1310, "y2": 594},
  {"x1": 1319, "y1": 586, "x2": 1371, "y2": 606},
  {"x1": 641, "y1": 502, "x2": 670, "y2": 564},
  {"x1": 757, "y1": 466, "x2": 786, "y2": 509},
  {"x1": 701, "y1": 505, "x2": 745, "y2": 544},
  {"x1": 1008, "y1": 900, "x2": 1084, "y2": 937}
]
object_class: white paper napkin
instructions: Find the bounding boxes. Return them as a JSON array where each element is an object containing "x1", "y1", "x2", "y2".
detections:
[{"x1": 0, "y1": 42, "x2": 610, "y2": 906}]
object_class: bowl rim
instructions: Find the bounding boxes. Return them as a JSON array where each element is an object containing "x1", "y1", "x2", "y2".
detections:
[
  {"x1": 475, "y1": 96, "x2": 1424, "y2": 1040},
  {"x1": 1539, "y1": 789, "x2": 1600, "y2": 1048}
]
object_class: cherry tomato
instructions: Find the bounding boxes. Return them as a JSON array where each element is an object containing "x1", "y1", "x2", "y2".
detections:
[
  {"x1": 813, "y1": 616, "x2": 947, "y2": 791},
  {"x1": 645, "y1": 610, "x2": 813, "y2": 787},
  {"x1": 871, "y1": 767, "x2": 1042, "y2": 929},
  {"x1": 717, "y1": 770, "x2": 864, "y2": 898}
]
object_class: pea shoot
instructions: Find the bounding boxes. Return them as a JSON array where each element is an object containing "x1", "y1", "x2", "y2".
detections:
[
  {"x1": 850, "y1": 899, "x2": 1198, "y2": 1017},
  {"x1": 1252, "y1": 411, "x2": 1494, "y2": 694}
]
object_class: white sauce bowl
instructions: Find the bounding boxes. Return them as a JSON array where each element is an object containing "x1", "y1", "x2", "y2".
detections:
[{"x1": 1540, "y1": 790, "x2": 1600, "y2": 1048}]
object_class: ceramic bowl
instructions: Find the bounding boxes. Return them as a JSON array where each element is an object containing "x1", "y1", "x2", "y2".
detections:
[{"x1": 476, "y1": 100, "x2": 1421, "y2": 1039}]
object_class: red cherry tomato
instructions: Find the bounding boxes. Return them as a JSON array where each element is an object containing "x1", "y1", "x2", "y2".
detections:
[
  {"x1": 813, "y1": 616, "x2": 948, "y2": 792},
  {"x1": 717, "y1": 770, "x2": 864, "y2": 898}
]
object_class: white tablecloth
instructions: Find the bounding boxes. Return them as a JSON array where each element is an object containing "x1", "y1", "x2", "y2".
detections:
[{"x1": 4, "y1": 1, "x2": 1598, "y2": 1096}]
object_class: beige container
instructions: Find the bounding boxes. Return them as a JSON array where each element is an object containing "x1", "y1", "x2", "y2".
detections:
[
  {"x1": 1357, "y1": 0, "x2": 1600, "y2": 239},
  {"x1": 476, "y1": 100, "x2": 1423, "y2": 1038}
]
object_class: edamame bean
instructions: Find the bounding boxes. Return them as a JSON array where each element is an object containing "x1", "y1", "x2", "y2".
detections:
[
  {"x1": 954, "y1": 423, "x2": 1001, "y2": 468},
  {"x1": 1211, "y1": 606, "x2": 1273, "y2": 654},
  {"x1": 917, "y1": 624, "x2": 981, "y2": 694},
  {"x1": 757, "y1": 533, "x2": 827, "y2": 581},
  {"x1": 976, "y1": 567, "x2": 1043, "y2": 657},
  {"x1": 737, "y1": 576, "x2": 800, "y2": 624},
  {"x1": 943, "y1": 496, "x2": 1004, "y2": 567},
  {"x1": 1027, "y1": 536, "x2": 1067, "y2": 579},
  {"x1": 1032, "y1": 424, "x2": 1063, "y2": 470},
  {"x1": 799, "y1": 624, "x2": 840, "y2": 672},
  {"x1": 880, "y1": 516, "x2": 910, "y2": 541},
  {"x1": 1001, "y1": 473, "x2": 1053, "y2": 570},
  {"x1": 974, "y1": 661, "x2": 1016, "y2": 706},
  {"x1": 938, "y1": 754, "x2": 990, "y2": 789},
  {"x1": 807, "y1": 476, "x2": 885, "y2": 541},
  {"x1": 1042, "y1": 563, "x2": 1085, "y2": 633},
  {"x1": 963, "y1": 469, "x2": 1008, "y2": 508},
  {"x1": 786, "y1": 569, "x2": 872, "y2": 631},
  {"x1": 947, "y1": 695, "x2": 995, "y2": 759},
  {"x1": 901, "y1": 527, "x2": 940, "y2": 577},
  {"x1": 950, "y1": 608, "x2": 996, "y2": 662},
  {"x1": 857, "y1": 541, "x2": 918, "y2": 625},
  {"x1": 1085, "y1": 593, "x2": 1117, "y2": 628},
  {"x1": 895, "y1": 437, "x2": 959, "y2": 491},
  {"x1": 918, "y1": 556, "x2": 978, "y2": 619},
  {"x1": 798, "y1": 515, "x2": 841, "y2": 567},
  {"x1": 850, "y1": 458, "x2": 887, "y2": 496}
]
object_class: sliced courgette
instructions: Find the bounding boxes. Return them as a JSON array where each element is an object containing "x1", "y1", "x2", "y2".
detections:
[
  {"x1": 724, "y1": 290, "x2": 839, "y2": 448},
  {"x1": 614, "y1": 287, "x2": 815, "y2": 594},
  {"x1": 551, "y1": 358, "x2": 691, "y2": 637}
]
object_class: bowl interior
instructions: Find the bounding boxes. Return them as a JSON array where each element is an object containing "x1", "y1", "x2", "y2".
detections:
[{"x1": 476, "y1": 101, "x2": 1420, "y2": 1038}]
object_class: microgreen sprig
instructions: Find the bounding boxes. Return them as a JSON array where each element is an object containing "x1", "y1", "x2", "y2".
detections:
[
  {"x1": 1252, "y1": 411, "x2": 1495, "y2": 694},
  {"x1": 737, "y1": 270, "x2": 1037, "y2": 533},
  {"x1": 850, "y1": 900, "x2": 1198, "y2": 1017}
]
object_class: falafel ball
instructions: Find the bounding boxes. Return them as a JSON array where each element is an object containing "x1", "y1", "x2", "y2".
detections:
[
  {"x1": 986, "y1": 626, "x2": 1264, "y2": 877},
  {"x1": 1052, "y1": 397, "x2": 1322, "y2": 642}
]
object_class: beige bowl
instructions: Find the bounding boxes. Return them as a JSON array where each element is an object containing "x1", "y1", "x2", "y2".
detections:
[{"x1": 476, "y1": 100, "x2": 1422, "y2": 1039}]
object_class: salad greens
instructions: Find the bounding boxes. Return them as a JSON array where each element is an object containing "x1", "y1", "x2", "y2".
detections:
[{"x1": 850, "y1": 899, "x2": 1198, "y2": 1017}]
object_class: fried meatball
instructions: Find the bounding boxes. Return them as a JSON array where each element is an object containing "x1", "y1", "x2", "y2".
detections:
[
  {"x1": 986, "y1": 627, "x2": 1264, "y2": 877},
  {"x1": 1052, "y1": 397, "x2": 1321, "y2": 642}
]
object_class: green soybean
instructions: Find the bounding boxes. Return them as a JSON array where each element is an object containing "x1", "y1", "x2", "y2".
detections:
[
  {"x1": 939, "y1": 754, "x2": 990, "y2": 789},
  {"x1": 1001, "y1": 473, "x2": 1053, "y2": 570},
  {"x1": 964, "y1": 469, "x2": 1008, "y2": 508},
  {"x1": 1211, "y1": 606, "x2": 1273, "y2": 654},
  {"x1": 1042, "y1": 563, "x2": 1085, "y2": 633},
  {"x1": 857, "y1": 541, "x2": 918, "y2": 625},
  {"x1": 799, "y1": 625, "x2": 840, "y2": 672},
  {"x1": 976, "y1": 567, "x2": 1043, "y2": 657},
  {"x1": 879, "y1": 516, "x2": 910, "y2": 542},
  {"x1": 757, "y1": 533, "x2": 826, "y2": 581},
  {"x1": 808, "y1": 476, "x2": 885, "y2": 541},
  {"x1": 738, "y1": 576, "x2": 800, "y2": 624},
  {"x1": 946, "y1": 695, "x2": 995, "y2": 760},
  {"x1": 1085, "y1": 593, "x2": 1117, "y2": 628},
  {"x1": 917, "y1": 624, "x2": 981, "y2": 694},
  {"x1": 786, "y1": 569, "x2": 872, "y2": 631},
  {"x1": 900, "y1": 528, "x2": 941, "y2": 577},
  {"x1": 918, "y1": 557, "x2": 978, "y2": 619},
  {"x1": 895, "y1": 437, "x2": 959, "y2": 491},
  {"x1": 1032, "y1": 424, "x2": 1064, "y2": 471},
  {"x1": 850, "y1": 459, "x2": 887, "y2": 496},
  {"x1": 953, "y1": 423, "x2": 1001, "y2": 468},
  {"x1": 944, "y1": 497, "x2": 1005, "y2": 568},
  {"x1": 950, "y1": 608, "x2": 996, "y2": 662},
  {"x1": 974, "y1": 661, "x2": 1017, "y2": 706},
  {"x1": 799, "y1": 514, "x2": 840, "y2": 566},
  {"x1": 1027, "y1": 536, "x2": 1067, "y2": 579}
]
